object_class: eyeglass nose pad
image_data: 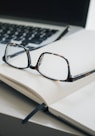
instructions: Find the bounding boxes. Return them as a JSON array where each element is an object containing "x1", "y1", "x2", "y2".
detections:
[
  {"x1": 27, "y1": 51, "x2": 32, "y2": 63},
  {"x1": 38, "y1": 54, "x2": 44, "y2": 67}
]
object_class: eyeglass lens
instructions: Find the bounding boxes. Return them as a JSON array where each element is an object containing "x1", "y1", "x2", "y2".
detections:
[
  {"x1": 5, "y1": 44, "x2": 28, "y2": 68},
  {"x1": 38, "y1": 53, "x2": 68, "y2": 80}
]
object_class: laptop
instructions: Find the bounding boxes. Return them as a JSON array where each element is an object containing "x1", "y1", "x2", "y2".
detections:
[{"x1": 0, "y1": 0, "x2": 90, "y2": 64}]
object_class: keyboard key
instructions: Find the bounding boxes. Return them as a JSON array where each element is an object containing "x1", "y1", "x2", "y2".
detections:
[{"x1": 0, "y1": 22, "x2": 58, "y2": 48}]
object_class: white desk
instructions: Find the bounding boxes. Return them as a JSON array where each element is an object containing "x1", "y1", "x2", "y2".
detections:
[{"x1": 0, "y1": 82, "x2": 87, "y2": 136}]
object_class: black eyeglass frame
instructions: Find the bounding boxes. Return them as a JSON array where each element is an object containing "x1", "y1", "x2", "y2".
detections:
[{"x1": 3, "y1": 43, "x2": 95, "y2": 82}]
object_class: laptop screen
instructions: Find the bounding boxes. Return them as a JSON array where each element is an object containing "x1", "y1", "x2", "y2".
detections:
[{"x1": 0, "y1": 0, "x2": 90, "y2": 27}]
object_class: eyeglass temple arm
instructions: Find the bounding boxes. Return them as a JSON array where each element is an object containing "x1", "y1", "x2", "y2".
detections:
[
  {"x1": 72, "y1": 69, "x2": 95, "y2": 81},
  {"x1": 9, "y1": 50, "x2": 25, "y2": 58}
]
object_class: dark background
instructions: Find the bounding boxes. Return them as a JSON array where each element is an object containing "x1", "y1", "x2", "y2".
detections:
[
  {"x1": 0, "y1": 0, "x2": 90, "y2": 28},
  {"x1": 0, "y1": 113, "x2": 76, "y2": 136}
]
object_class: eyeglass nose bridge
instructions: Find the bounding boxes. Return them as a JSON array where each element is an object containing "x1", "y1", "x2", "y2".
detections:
[
  {"x1": 29, "y1": 53, "x2": 44, "y2": 69},
  {"x1": 30, "y1": 65, "x2": 37, "y2": 70}
]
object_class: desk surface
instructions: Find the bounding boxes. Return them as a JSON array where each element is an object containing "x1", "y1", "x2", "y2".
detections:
[{"x1": 0, "y1": 81, "x2": 87, "y2": 136}]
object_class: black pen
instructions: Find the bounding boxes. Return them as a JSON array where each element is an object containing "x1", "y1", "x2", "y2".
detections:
[
  {"x1": 55, "y1": 25, "x2": 70, "y2": 41},
  {"x1": 22, "y1": 103, "x2": 46, "y2": 124}
]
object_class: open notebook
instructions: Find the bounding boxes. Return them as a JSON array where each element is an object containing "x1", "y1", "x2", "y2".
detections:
[{"x1": 0, "y1": 30, "x2": 95, "y2": 135}]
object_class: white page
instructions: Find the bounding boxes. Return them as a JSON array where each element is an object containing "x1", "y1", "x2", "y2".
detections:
[{"x1": 49, "y1": 80, "x2": 95, "y2": 135}]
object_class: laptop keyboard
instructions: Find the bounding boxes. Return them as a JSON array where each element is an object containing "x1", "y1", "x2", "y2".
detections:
[{"x1": 0, "y1": 22, "x2": 58, "y2": 49}]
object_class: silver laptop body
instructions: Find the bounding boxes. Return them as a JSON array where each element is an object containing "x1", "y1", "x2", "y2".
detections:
[{"x1": 0, "y1": 0, "x2": 90, "y2": 64}]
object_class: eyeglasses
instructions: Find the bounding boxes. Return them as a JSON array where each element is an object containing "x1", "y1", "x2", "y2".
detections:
[{"x1": 3, "y1": 43, "x2": 95, "y2": 82}]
